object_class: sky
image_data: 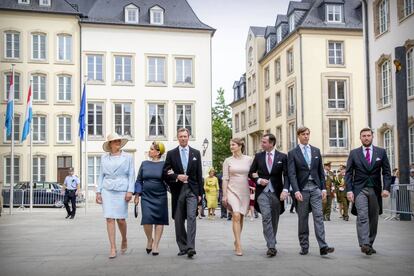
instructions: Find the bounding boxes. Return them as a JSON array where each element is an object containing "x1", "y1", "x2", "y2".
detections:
[{"x1": 187, "y1": 0, "x2": 291, "y2": 105}]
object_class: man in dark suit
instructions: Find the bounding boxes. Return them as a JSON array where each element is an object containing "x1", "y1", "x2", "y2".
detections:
[
  {"x1": 163, "y1": 128, "x2": 203, "y2": 258},
  {"x1": 249, "y1": 133, "x2": 288, "y2": 257},
  {"x1": 345, "y1": 127, "x2": 391, "y2": 255},
  {"x1": 282, "y1": 126, "x2": 334, "y2": 256}
]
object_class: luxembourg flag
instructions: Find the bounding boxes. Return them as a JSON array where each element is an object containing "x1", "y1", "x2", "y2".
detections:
[
  {"x1": 4, "y1": 71, "x2": 14, "y2": 136},
  {"x1": 21, "y1": 84, "x2": 33, "y2": 142}
]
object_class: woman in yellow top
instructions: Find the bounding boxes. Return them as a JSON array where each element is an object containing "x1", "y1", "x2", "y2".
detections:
[{"x1": 204, "y1": 168, "x2": 219, "y2": 219}]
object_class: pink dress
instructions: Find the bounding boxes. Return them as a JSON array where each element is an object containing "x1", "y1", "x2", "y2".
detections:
[{"x1": 222, "y1": 155, "x2": 253, "y2": 215}]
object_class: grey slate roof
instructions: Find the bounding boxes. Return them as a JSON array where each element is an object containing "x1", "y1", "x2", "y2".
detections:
[
  {"x1": 69, "y1": 0, "x2": 215, "y2": 32},
  {"x1": 275, "y1": 14, "x2": 288, "y2": 27},
  {"x1": 250, "y1": 26, "x2": 266, "y2": 37},
  {"x1": 265, "y1": 26, "x2": 276, "y2": 37},
  {"x1": 287, "y1": 1, "x2": 312, "y2": 15},
  {"x1": 0, "y1": 0, "x2": 80, "y2": 15}
]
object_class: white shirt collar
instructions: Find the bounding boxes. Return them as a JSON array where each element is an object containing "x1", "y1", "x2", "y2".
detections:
[
  {"x1": 179, "y1": 145, "x2": 189, "y2": 151},
  {"x1": 299, "y1": 143, "x2": 310, "y2": 151},
  {"x1": 362, "y1": 145, "x2": 373, "y2": 152},
  {"x1": 265, "y1": 148, "x2": 276, "y2": 156}
]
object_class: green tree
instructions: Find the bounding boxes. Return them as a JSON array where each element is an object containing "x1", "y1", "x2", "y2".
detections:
[{"x1": 212, "y1": 87, "x2": 232, "y2": 173}]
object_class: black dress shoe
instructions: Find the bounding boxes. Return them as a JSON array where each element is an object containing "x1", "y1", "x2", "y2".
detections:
[
  {"x1": 299, "y1": 248, "x2": 309, "y2": 255},
  {"x1": 65, "y1": 214, "x2": 71, "y2": 219},
  {"x1": 69, "y1": 215, "x2": 75, "y2": 219},
  {"x1": 320, "y1": 246, "x2": 335, "y2": 255},
  {"x1": 344, "y1": 217, "x2": 349, "y2": 221},
  {"x1": 361, "y1": 245, "x2": 372, "y2": 255},
  {"x1": 266, "y1": 248, "x2": 277, "y2": 257},
  {"x1": 370, "y1": 246, "x2": 377, "y2": 254},
  {"x1": 177, "y1": 250, "x2": 187, "y2": 256},
  {"x1": 187, "y1": 249, "x2": 196, "y2": 258},
  {"x1": 327, "y1": 217, "x2": 331, "y2": 221}
]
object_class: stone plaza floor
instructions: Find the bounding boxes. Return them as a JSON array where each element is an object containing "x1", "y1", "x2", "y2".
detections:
[{"x1": 0, "y1": 205, "x2": 413, "y2": 276}]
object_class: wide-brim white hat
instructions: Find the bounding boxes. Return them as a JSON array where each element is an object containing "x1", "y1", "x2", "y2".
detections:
[{"x1": 102, "y1": 133, "x2": 128, "y2": 152}]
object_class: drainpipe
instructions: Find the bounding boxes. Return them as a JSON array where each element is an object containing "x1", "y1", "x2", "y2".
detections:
[
  {"x1": 362, "y1": 0, "x2": 372, "y2": 127},
  {"x1": 299, "y1": 33, "x2": 304, "y2": 126}
]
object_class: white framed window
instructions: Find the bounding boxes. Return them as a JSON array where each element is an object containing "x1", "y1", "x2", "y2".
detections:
[
  {"x1": 266, "y1": 38, "x2": 271, "y2": 52},
  {"x1": 275, "y1": 92, "x2": 281, "y2": 116},
  {"x1": 114, "y1": 55, "x2": 132, "y2": 82},
  {"x1": 57, "y1": 116, "x2": 71, "y2": 143},
  {"x1": 88, "y1": 103, "x2": 103, "y2": 137},
  {"x1": 125, "y1": 5, "x2": 139, "y2": 23},
  {"x1": 265, "y1": 98, "x2": 270, "y2": 121},
  {"x1": 380, "y1": 60, "x2": 391, "y2": 106},
  {"x1": 57, "y1": 74, "x2": 72, "y2": 101},
  {"x1": 150, "y1": 6, "x2": 164, "y2": 25},
  {"x1": 57, "y1": 34, "x2": 72, "y2": 61},
  {"x1": 148, "y1": 103, "x2": 166, "y2": 138},
  {"x1": 241, "y1": 111, "x2": 246, "y2": 131},
  {"x1": 264, "y1": 66, "x2": 270, "y2": 89},
  {"x1": 328, "y1": 80, "x2": 346, "y2": 109},
  {"x1": 33, "y1": 156, "x2": 46, "y2": 182},
  {"x1": 176, "y1": 104, "x2": 193, "y2": 136},
  {"x1": 409, "y1": 125, "x2": 414, "y2": 164},
  {"x1": 4, "y1": 72, "x2": 20, "y2": 100},
  {"x1": 175, "y1": 58, "x2": 193, "y2": 84},
  {"x1": 252, "y1": 74, "x2": 256, "y2": 93},
  {"x1": 40, "y1": 0, "x2": 51, "y2": 6},
  {"x1": 288, "y1": 122, "x2": 296, "y2": 150},
  {"x1": 326, "y1": 4, "x2": 342, "y2": 23},
  {"x1": 329, "y1": 119, "x2": 347, "y2": 148},
  {"x1": 407, "y1": 47, "x2": 414, "y2": 97},
  {"x1": 405, "y1": 0, "x2": 414, "y2": 16},
  {"x1": 383, "y1": 129, "x2": 394, "y2": 169},
  {"x1": 276, "y1": 26, "x2": 282, "y2": 43},
  {"x1": 276, "y1": 126, "x2": 282, "y2": 150},
  {"x1": 287, "y1": 85, "x2": 295, "y2": 116},
  {"x1": 248, "y1": 106, "x2": 252, "y2": 125},
  {"x1": 18, "y1": 0, "x2": 30, "y2": 4},
  {"x1": 31, "y1": 33, "x2": 46, "y2": 60},
  {"x1": 4, "y1": 31, "x2": 20, "y2": 59},
  {"x1": 328, "y1": 41, "x2": 344, "y2": 65},
  {"x1": 379, "y1": 0, "x2": 389, "y2": 34},
  {"x1": 5, "y1": 114, "x2": 20, "y2": 142},
  {"x1": 287, "y1": 49, "x2": 294, "y2": 74},
  {"x1": 31, "y1": 74, "x2": 46, "y2": 101},
  {"x1": 289, "y1": 14, "x2": 295, "y2": 32},
  {"x1": 234, "y1": 113, "x2": 240, "y2": 133},
  {"x1": 33, "y1": 115, "x2": 46, "y2": 143},
  {"x1": 87, "y1": 54, "x2": 103, "y2": 81},
  {"x1": 114, "y1": 103, "x2": 132, "y2": 136},
  {"x1": 88, "y1": 156, "x2": 101, "y2": 187},
  {"x1": 275, "y1": 58, "x2": 281, "y2": 82},
  {"x1": 252, "y1": 104, "x2": 257, "y2": 124},
  {"x1": 147, "y1": 56, "x2": 166, "y2": 84},
  {"x1": 4, "y1": 156, "x2": 20, "y2": 185}
]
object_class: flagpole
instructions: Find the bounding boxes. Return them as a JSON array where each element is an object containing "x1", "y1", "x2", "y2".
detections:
[
  {"x1": 29, "y1": 80, "x2": 33, "y2": 213},
  {"x1": 82, "y1": 76, "x2": 88, "y2": 215},
  {"x1": 9, "y1": 64, "x2": 15, "y2": 215}
]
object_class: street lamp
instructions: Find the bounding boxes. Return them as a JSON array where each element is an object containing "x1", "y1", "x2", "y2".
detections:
[{"x1": 202, "y1": 138, "x2": 209, "y2": 157}]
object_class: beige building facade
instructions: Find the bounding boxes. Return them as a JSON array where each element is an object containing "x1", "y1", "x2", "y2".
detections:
[{"x1": 0, "y1": 3, "x2": 81, "y2": 186}]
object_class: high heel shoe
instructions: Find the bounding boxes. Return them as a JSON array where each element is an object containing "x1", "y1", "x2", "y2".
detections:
[
  {"x1": 121, "y1": 241, "x2": 127, "y2": 254},
  {"x1": 152, "y1": 252, "x2": 159, "y2": 256},
  {"x1": 108, "y1": 250, "x2": 117, "y2": 259},
  {"x1": 146, "y1": 248, "x2": 152, "y2": 254}
]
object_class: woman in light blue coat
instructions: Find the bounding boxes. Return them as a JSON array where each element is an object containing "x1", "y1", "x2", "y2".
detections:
[{"x1": 96, "y1": 133, "x2": 135, "y2": 259}]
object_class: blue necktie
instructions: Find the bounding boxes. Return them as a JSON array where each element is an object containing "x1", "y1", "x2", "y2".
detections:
[
  {"x1": 181, "y1": 148, "x2": 188, "y2": 173},
  {"x1": 304, "y1": 145, "x2": 311, "y2": 167}
]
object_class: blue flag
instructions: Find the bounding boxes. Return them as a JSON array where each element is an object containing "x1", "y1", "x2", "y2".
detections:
[{"x1": 78, "y1": 84, "x2": 86, "y2": 141}]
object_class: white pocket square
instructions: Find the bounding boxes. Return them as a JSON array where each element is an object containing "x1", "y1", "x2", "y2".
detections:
[
  {"x1": 315, "y1": 156, "x2": 319, "y2": 159},
  {"x1": 376, "y1": 158, "x2": 381, "y2": 161},
  {"x1": 277, "y1": 161, "x2": 282, "y2": 164},
  {"x1": 192, "y1": 157, "x2": 197, "y2": 161}
]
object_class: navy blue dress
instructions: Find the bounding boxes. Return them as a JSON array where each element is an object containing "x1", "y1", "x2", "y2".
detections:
[{"x1": 135, "y1": 161, "x2": 169, "y2": 225}]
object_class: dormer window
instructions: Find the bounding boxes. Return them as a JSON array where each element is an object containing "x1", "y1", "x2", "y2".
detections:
[
  {"x1": 266, "y1": 38, "x2": 271, "y2": 52},
  {"x1": 150, "y1": 6, "x2": 164, "y2": 25},
  {"x1": 125, "y1": 4, "x2": 139, "y2": 24},
  {"x1": 289, "y1": 14, "x2": 295, "y2": 32},
  {"x1": 39, "y1": 0, "x2": 51, "y2": 6},
  {"x1": 326, "y1": 4, "x2": 343, "y2": 23},
  {"x1": 18, "y1": 0, "x2": 30, "y2": 4},
  {"x1": 276, "y1": 26, "x2": 282, "y2": 43}
]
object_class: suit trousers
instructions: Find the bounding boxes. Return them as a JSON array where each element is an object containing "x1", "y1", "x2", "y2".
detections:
[
  {"x1": 174, "y1": 183, "x2": 198, "y2": 252},
  {"x1": 257, "y1": 191, "x2": 281, "y2": 249},
  {"x1": 297, "y1": 181, "x2": 328, "y2": 250},
  {"x1": 355, "y1": 187, "x2": 379, "y2": 246},
  {"x1": 64, "y1": 190, "x2": 77, "y2": 216}
]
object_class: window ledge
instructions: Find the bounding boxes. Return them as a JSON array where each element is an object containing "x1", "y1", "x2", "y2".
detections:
[
  {"x1": 55, "y1": 142, "x2": 74, "y2": 145},
  {"x1": 398, "y1": 12, "x2": 414, "y2": 24},
  {"x1": 112, "y1": 81, "x2": 135, "y2": 86},
  {"x1": 146, "y1": 82, "x2": 168, "y2": 87},
  {"x1": 87, "y1": 80, "x2": 105, "y2": 85},
  {"x1": 145, "y1": 136, "x2": 168, "y2": 141},
  {"x1": 1, "y1": 58, "x2": 22, "y2": 63},
  {"x1": 327, "y1": 64, "x2": 346, "y2": 68},
  {"x1": 33, "y1": 101, "x2": 49, "y2": 105},
  {"x1": 375, "y1": 29, "x2": 389, "y2": 40},
  {"x1": 28, "y1": 59, "x2": 49, "y2": 64},
  {"x1": 54, "y1": 60, "x2": 74, "y2": 65},
  {"x1": 173, "y1": 83, "x2": 195, "y2": 88},
  {"x1": 377, "y1": 103, "x2": 392, "y2": 111},
  {"x1": 87, "y1": 136, "x2": 105, "y2": 141},
  {"x1": 55, "y1": 102, "x2": 75, "y2": 105}
]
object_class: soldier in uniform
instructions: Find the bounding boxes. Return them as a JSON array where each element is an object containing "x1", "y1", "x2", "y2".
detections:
[
  {"x1": 63, "y1": 167, "x2": 80, "y2": 219},
  {"x1": 335, "y1": 165, "x2": 349, "y2": 221},
  {"x1": 322, "y1": 162, "x2": 335, "y2": 221}
]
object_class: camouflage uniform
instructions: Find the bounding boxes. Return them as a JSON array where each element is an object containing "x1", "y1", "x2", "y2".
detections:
[
  {"x1": 335, "y1": 173, "x2": 349, "y2": 220},
  {"x1": 323, "y1": 170, "x2": 335, "y2": 221}
]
